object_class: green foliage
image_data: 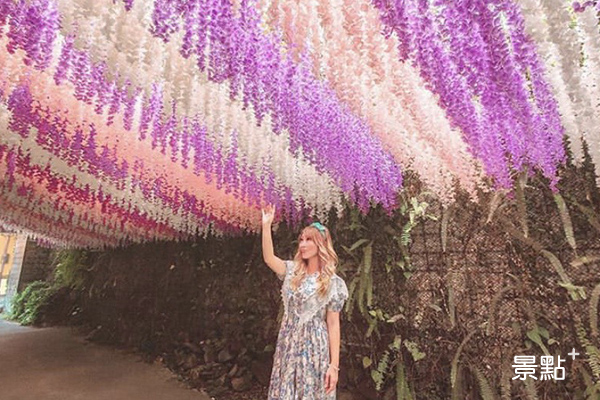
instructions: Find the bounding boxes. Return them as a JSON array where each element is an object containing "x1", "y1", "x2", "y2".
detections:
[
  {"x1": 540, "y1": 250, "x2": 586, "y2": 301},
  {"x1": 396, "y1": 359, "x2": 414, "y2": 400},
  {"x1": 500, "y1": 359, "x2": 513, "y2": 400},
  {"x1": 515, "y1": 171, "x2": 529, "y2": 237},
  {"x1": 451, "y1": 330, "x2": 476, "y2": 391},
  {"x1": 575, "y1": 320, "x2": 600, "y2": 380},
  {"x1": 441, "y1": 205, "x2": 452, "y2": 253},
  {"x1": 403, "y1": 340, "x2": 426, "y2": 362},
  {"x1": 486, "y1": 285, "x2": 515, "y2": 336},
  {"x1": 524, "y1": 378, "x2": 539, "y2": 400},
  {"x1": 6, "y1": 249, "x2": 91, "y2": 326},
  {"x1": 525, "y1": 325, "x2": 551, "y2": 356},
  {"x1": 53, "y1": 249, "x2": 91, "y2": 290},
  {"x1": 590, "y1": 282, "x2": 600, "y2": 337},
  {"x1": 9, "y1": 280, "x2": 57, "y2": 325},
  {"x1": 370, "y1": 335, "x2": 402, "y2": 391},
  {"x1": 568, "y1": 197, "x2": 600, "y2": 233},
  {"x1": 471, "y1": 365, "x2": 498, "y2": 400},
  {"x1": 554, "y1": 193, "x2": 577, "y2": 251},
  {"x1": 577, "y1": 363, "x2": 600, "y2": 398}
]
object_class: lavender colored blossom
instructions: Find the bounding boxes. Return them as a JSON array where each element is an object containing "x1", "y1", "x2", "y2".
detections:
[
  {"x1": 5, "y1": 0, "x2": 59, "y2": 70},
  {"x1": 372, "y1": 0, "x2": 565, "y2": 190},
  {"x1": 572, "y1": 1, "x2": 597, "y2": 12}
]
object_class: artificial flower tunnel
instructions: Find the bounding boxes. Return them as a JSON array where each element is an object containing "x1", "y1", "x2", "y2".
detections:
[{"x1": 0, "y1": 0, "x2": 599, "y2": 248}]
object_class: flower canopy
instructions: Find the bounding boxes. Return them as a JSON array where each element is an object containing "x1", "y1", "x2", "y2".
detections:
[{"x1": 0, "y1": 0, "x2": 598, "y2": 248}]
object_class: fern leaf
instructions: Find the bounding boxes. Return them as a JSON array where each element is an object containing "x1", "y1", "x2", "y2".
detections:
[
  {"x1": 523, "y1": 378, "x2": 539, "y2": 400},
  {"x1": 500, "y1": 358, "x2": 513, "y2": 400},
  {"x1": 451, "y1": 364, "x2": 464, "y2": 400},
  {"x1": 345, "y1": 278, "x2": 359, "y2": 320},
  {"x1": 451, "y1": 330, "x2": 476, "y2": 388},
  {"x1": 448, "y1": 284, "x2": 456, "y2": 329},
  {"x1": 349, "y1": 238, "x2": 369, "y2": 252},
  {"x1": 540, "y1": 250, "x2": 585, "y2": 301},
  {"x1": 367, "y1": 269, "x2": 373, "y2": 308},
  {"x1": 363, "y1": 241, "x2": 373, "y2": 274},
  {"x1": 486, "y1": 190, "x2": 505, "y2": 224},
  {"x1": 471, "y1": 365, "x2": 498, "y2": 400},
  {"x1": 526, "y1": 326, "x2": 550, "y2": 356},
  {"x1": 441, "y1": 205, "x2": 452, "y2": 253},
  {"x1": 401, "y1": 224, "x2": 412, "y2": 246},
  {"x1": 554, "y1": 193, "x2": 577, "y2": 250},
  {"x1": 575, "y1": 321, "x2": 600, "y2": 379},
  {"x1": 571, "y1": 255, "x2": 600, "y2": 268},
  {"x1": 487, "y1": 285, "x2": 515, "y2": 336},
  {"x1": 396, "y1": 360, "x2": 414, "y2": 400},
  {"x1": 516, "y1": 171, "x2": 529, "y2": 237},
  {"x1": 590, "y1": 282, "x2": 600, "y2": 337},
  {"x1": 578, "y1": 364, "x2": 596, "y2": 397},
  {"x1": 366, "y1": 316, "x2": 377, "y2": 338},
  {"x1": 358, "y1": 273, "x2": 367, "y2": 317},
  {"x1": 374, "y1": 348, "x2": 391, "y2": 391},
  {"x1": 499, "y1": 217, "x2": 543, "y2": 251},
  {"x1": 570, "y1": 199, "x2": 600, "y2": 233}
]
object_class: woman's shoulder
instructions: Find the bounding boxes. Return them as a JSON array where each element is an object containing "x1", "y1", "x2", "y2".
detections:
[{"x1": 329, "y1": 273, "x2": 348, "y2": 290}]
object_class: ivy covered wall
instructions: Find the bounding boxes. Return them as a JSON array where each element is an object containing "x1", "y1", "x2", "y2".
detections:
[{"x1": 31, "y1": 156, "x2": 600, "y2": 400}]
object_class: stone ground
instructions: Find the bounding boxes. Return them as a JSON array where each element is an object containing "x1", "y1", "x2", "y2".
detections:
[{"x1": 0, "y1": 317, "x2": 211, "y2": 400}]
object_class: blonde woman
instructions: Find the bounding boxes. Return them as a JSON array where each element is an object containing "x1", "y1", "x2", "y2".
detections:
[{"x1": 262, "y1": 204, "x2": 349, "y2": 399}]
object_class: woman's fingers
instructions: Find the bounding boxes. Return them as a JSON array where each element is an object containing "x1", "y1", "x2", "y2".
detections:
[
  {"x1": 261, "y1": 204, "x2": 275, "y2": 215},
  {"x1": 324, "y1": 371, "x2": 337, "y2": 394}
]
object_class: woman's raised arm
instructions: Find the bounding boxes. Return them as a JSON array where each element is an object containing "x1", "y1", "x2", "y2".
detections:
[{"x1": 261, "y1": 205, "x2": 285, "y2": 276}]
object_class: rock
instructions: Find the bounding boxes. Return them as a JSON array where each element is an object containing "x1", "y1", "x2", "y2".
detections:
[
  {"x1": 182, "y1": 341, "x2": 203, "y2": 354},
  {"x1": 189, "y1": 363, "x2": 227, "y2": 380},
  {"x1": 217, "y1": 373, "x2": 228, "y2": 386},
  {"x1": 231, "y1": 373, "x2": 253, "y2": 392},
  {"x1": 181, "y1": 353, "x2": 198, "y2": 370},
  {"x1": 228, "y1": 364, "x2": 240, "y2": 377},
  {"x1": 208, "y1": 385, "x2": 228, "y2": 396},
  {"x1": 235, "y1": 366, "x2": 247, "y2": 378},
  {"x1": 203, "y1": 347, "x2": 216, "y2": 364},
  {"x1": 218, "y1": 348, "x2": 234, "y2": 363},
  {"x1": 236, "y1": 347, "x2": 248, "y2": 359},
  {"x1": 250, "y1": 359, "x2": 272, "y2": 386}
]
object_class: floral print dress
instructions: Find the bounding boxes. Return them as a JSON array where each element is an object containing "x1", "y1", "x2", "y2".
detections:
[{"x1": 268, "y1": 260, "x2": 349, "y2": 400}]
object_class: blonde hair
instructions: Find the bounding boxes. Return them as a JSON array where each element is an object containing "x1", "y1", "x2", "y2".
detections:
[{"x1": 290, "y1": 224, "x2": 338, "y2": 298}]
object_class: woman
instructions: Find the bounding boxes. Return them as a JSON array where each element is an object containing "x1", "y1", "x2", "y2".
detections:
[{"x1": 262, "y1": 204, "x2": 349, "y2": 399}]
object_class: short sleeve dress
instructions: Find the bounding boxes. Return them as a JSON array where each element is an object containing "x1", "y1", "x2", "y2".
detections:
[{"x1": 268, "y1": 260, "x2": 349, "y2": 400}]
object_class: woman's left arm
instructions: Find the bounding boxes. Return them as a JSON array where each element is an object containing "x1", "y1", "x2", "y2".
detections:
[{"x1": 325, "y1": 310, "x2": 341, "y2": 394}]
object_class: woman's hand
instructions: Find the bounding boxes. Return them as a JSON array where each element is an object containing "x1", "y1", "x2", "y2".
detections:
[
  {"x1": 261, "y1": 204, "x2": 275, "y2": 226},
  {"x1": 325, "y1": 365, "x2": 338, "y2": 394}
]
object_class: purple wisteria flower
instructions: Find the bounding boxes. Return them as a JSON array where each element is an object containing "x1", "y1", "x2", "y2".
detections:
[{"x1": 372, "y1": 0, "x2": 565, "y2": 191}]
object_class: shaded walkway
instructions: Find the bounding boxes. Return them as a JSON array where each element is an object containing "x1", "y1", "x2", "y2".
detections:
[{"x1": 0, "y1": 317, "x2": 210, "y2": 400}]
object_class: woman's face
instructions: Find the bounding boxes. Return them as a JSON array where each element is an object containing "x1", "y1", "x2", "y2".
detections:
[{"x1": 298, "y1": 232, "x2": 319, "y2": 260}]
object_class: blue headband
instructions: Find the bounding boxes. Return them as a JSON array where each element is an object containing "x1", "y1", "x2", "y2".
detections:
[{"x1": 310, "y1": 222, "x2": 327, "y2": 236}]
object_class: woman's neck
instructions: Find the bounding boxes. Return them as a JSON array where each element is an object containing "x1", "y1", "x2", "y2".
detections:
[{"x1": 306, "y1": 257, "x2": 320, "y2": 274}]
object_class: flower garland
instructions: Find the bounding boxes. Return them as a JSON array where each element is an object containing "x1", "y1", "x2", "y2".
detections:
[
  {"x1": 371, "y1": 0, "x2": 566, "y2": 190},
  {"x1": 137, "y1": 0, "x2": 404, "y2": 212},
  {"x1": 0, "y1": 37, "x2": 264, "y2": 235},
  {"x1": 258, "y1": 0, "x2": 485, "y2": 203},
  {"x1": 516, "y1": 0, "x2": 584, "y2": 164},
  {"x1": 52, "y1": 0, "x2": 345, "y2": 224}
]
